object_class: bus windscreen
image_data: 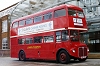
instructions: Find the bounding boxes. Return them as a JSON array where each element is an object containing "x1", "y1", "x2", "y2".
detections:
[{"x1": 68, "y1": 9, "x2": 84, "y2": 18}]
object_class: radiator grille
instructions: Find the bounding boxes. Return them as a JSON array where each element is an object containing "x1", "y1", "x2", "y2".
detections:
[{"x1": 79, "y1": 47, "x2": 87, "y2": 58}]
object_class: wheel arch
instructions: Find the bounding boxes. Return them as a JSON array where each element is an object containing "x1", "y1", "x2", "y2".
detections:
[
  {"x1": 18, "y1": 49, "x2": 26, "y2": 58},
  {"x1": 18, "y1": 49, "x2": 26, "y2": 61},
  {"x1": 18, "y1": 50, "x2": 25, "y2": 55}
]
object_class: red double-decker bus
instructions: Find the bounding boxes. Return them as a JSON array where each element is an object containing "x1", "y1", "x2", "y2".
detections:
[{"x1": 10, "y1": 4, "x2": 89, "y2": 64}]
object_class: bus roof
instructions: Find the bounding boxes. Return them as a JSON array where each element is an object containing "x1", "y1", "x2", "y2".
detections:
[{"x1": 12, "y1": 4, "x2": 83, "y2": 23}]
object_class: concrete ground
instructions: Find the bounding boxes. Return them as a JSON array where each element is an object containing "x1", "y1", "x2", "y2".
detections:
[{"x1": 0, "y1": 57, "x2": 100, "y2": 66}]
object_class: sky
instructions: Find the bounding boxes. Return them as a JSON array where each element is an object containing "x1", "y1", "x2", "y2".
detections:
[{"x1": 0, "y1": 0, "x2": 21, "y2": 10}]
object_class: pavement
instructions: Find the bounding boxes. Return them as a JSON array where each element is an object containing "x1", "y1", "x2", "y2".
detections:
[{"x1": 0, "y1": 57, "x2": 100, "y2": 66}]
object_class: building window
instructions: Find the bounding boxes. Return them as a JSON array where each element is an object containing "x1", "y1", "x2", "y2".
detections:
[
  {"x1": 92, "y1": 6, "x2": 97, "y2": 11},
  {"x1": 2, "y1": 38, "x2": 8, "y2": 50},
  {"x1": 2, "y1": 20, "x2": 7, "y2": 33},
  {"x1": 85, "y1": 0, "x2": 91, "y2": 5},
  {"x1": 87, "y1": 7, "x2": 92, "y2": 13}
]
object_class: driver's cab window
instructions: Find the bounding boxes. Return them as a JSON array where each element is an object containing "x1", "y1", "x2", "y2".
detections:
[{"x1": 70, "y1": 30, "x2": 79, "y2": 41}]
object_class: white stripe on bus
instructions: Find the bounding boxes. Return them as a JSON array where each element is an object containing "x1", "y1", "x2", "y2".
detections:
[
  {"x1": 68, "y1": 27, "x2": 87, "y2": 30},
  {"x1": 10, "y1": 27, "x2": 87, "y2": 38},
  {"x1": 10, "y1": 28, "x2": 65, "y2": 38}
]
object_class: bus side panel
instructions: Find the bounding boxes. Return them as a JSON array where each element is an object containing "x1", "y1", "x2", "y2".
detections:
[
  {"x1": 39, "y1": 43, "x2": 56, "y2": 60},
  {"x1": 10, "y1": 38, "x2": 19, "y2": 58},
  {"x1": 53, "y1": 16, "x2": 68, "y2": 29},
  {"x1": 24, "y1": 44, "x2": 39, "y2": 58},
  {"x1": 11, "y1": 28, "x2": 18, "y2": 36}
]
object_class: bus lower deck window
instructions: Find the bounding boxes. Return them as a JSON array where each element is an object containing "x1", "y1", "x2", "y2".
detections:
[
  {"x1": 26, "y1": 38, "x2": 33, "y2": 44},
  {"x1": 18, "y1": 38, "x2": 25, "y2": 44},
  {"x1": 34, "y1": 36, "x2": 43, "y2": 43},
  {"x1": 44, "y1": 35, "x2": 54, "y2": 43},
  {"x1": 56, "y1": 31, "x2": 61, "y2": 42}
]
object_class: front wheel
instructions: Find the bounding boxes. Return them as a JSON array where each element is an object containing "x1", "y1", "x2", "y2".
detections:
[
  {"x1": 58, "y1": 50, "x2": 70, "y2": 64},
  {"x1": 19, "y1": 51, "x2": 26, "y2": 61}
]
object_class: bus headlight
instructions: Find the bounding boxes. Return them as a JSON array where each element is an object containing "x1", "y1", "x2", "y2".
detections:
[
  {"x1": 87, "y1": 48, "x2": 89, "y2": 52},
  {"x1": 72, "y1": 50, "x2": 75, "y2": 53}
]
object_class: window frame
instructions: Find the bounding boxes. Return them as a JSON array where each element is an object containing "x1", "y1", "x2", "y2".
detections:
[
  {"x1": 2, "y1": 20, "x2": 8, "y2": 33},
  {"x1": 2, "y1": 37, "x2": 8, "y2": 50}
]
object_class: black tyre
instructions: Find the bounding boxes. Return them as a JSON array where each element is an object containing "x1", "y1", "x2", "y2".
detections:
[
  {"x1": 58, "y1": 50, "x2": 70, "y2": 64},
  {"x1": 19, "y1": 51, "x2": 26, "y2": 61}
]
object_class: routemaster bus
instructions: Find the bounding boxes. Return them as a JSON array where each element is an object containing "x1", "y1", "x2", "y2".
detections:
[{"x1": 10, "y1": 4, "x2": 89, "y2": 64}]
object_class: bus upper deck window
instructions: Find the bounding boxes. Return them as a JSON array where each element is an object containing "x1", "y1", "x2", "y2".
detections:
[
  {"x1": 68, "y1": 9, "x2": 76, "y2": 16},
  {"x1": 19, "y1": 20, "x2": 25, "y2": 27},
  {"x1": 13, "y1": 22, "x2": 18, "y2": 28},
  {"x1": 77, "y1": 11, "x2": 84, "y2": 18},
  {"x1": 44, "y1": 12, "x2": 52, "y2": 20},
  {"x1": 54, "y1": 9, "x2": 66, "y2": 18},
  {"x1": 34, "y1": 15, "x2": 42, "y2": 23},
  {"x1": 26, "y1": 18, "x2": 33, "y2": 25}
]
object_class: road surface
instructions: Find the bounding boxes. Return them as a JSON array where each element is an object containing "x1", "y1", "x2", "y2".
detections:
[{"x1": 0, "y1": 57, "x2": 100, "y2": 66}]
